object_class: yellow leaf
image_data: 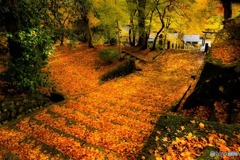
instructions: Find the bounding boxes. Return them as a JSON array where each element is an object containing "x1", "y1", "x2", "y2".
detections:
[
  {"x1": 155, "y1": 136, "x2": 159, "y2": 141},
  {"x1": 162, "y1": 137, "x2": 168, "y2": 142},
  {"x1": 186, "y1": 132, "x2": 193, "y2": 140},
  {"x1": 199, "y1": 123, "x2": 204, "y2": 129},
  {"x1": 180, "y1": 150, "x2": 191, "y2": 158},
  {"x1": 176, "y1": 137, "x2": 186, "y2": 145},
  {"x1": 156, "y1": 157, "x2": 163, "y2": 160},
  {"x1": 180, "y1": 126, "x2": 185, "y2": 131},
  {"x1": 190, "y1": 120, "x2": 195, "y2": 124}
]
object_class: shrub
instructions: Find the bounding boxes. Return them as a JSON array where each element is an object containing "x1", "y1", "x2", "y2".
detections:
[
  {"x1": 110, "y1": 38, "x2": 117, "y2": 45},
  {"x1": 6, "y1": 28, "x2": 54, "y2": 94},
  {"x1": 98, "y1": 48, "x2": 121, "y2": 64}
]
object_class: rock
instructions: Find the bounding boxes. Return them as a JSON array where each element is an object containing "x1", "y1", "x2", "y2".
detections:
[{"x1": 100, "y1": 59, "x2": 136, "y2": 82}]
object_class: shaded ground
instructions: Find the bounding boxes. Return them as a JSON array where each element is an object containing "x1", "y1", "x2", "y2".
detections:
[
  {"x1": 179, "y1": 16, "x2": 240, "y2": 126},
  {"x1": 0, "y1": 45, "x2": 207, "y2": 159},
  {"x1": 0, "y1": 53, "x2": 52, "y2": 124}
]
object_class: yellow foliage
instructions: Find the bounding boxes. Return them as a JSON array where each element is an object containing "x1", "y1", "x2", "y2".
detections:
[{"x1": 88, "y1": 12, "x2": 100, "y2": 28}]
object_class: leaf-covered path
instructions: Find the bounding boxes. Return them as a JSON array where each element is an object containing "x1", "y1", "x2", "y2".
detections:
[{"x1": 0, "y1": 47, "x2": 205, "y2": 159}]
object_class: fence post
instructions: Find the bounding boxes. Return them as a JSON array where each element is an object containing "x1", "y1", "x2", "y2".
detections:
[{"x1": 167, "y1": 41, "x2": 170, "y2": 49}]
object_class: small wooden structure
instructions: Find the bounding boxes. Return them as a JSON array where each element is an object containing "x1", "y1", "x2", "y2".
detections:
[
  {"x1": 202, "y1": 29, "x2": 216, "y2": 52},
  {"x1": 202, "y1": 30, "x2": 216, "y2": 45}
]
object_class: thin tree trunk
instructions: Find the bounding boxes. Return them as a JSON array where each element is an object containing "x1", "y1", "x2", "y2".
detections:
[
  {"x1": 130, "y1": 17, "x2": 137, "y2": 46},
  {"x1": 144, "y1": 33, "x2": 149, "y2": 49},
  {"x1": 60, "y1": 31, "x2": 64, "y2": 45},
  {"x1": 115, "y1": 0, "x2": 121, "y2": 53},
  {"x1": 85, "y1": 17, "x2": 94, "y2": 48},
  {"x1": 129, "y1": 28, "x2": 133, "y2": 46},
  {"x1": 129, "y1": 19, "x2": 136, "y2": 46},
  {"x1": 129, "y1": 10, "x2": 134, "y2": 46},
  {"x1": 152, "y1": 25, "x2": 164, "y2": 50},
  {"x1": 152, "y1": 1, "x2": 171, "y2": 50},
  {"x1": 59, "y1": 13, "x2": 70, "y2": 46},
  {"x1": 127, "y1": 0, "x2": 137, "y2": 46},
  {"x1": 132, "y1": 35, "x2": 136, "y2": 46},
  {"x1": 146, "y1": 9, "x2": 155, "y2": 49}
]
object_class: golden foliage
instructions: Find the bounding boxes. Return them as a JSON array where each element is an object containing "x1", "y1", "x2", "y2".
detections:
[{"x1": 154, "y1": 132, "x2": 240, "y2": 160}]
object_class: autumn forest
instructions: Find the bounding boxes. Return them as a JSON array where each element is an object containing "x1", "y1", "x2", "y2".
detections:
[{"x1": 0, "y1": 0, "x2": 240, "y2": 159}]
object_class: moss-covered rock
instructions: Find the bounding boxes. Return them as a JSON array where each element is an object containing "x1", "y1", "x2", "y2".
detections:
[
  {"x1": 100, "y1": 59, "x2": 136, "y2": 82},
  {"x1": 0, "y1": 95, "x2": 51, "y2": 124}
]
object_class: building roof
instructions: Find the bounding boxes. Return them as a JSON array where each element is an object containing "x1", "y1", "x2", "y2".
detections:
[{"x1": 183, "y1": 34, "x2": 200, "y2": 42}]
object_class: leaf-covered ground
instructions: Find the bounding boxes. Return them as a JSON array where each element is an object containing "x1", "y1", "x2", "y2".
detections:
[
  {"x1": 211, "y1": 16, "x2": 240, "y2": 64},
  {"x1": 0, "y1": 45, "x2": 239, "y2": 159}
]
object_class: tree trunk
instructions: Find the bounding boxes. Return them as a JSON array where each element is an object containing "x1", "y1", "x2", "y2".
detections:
[
  {"x1": 132, "y1": 35, "x2": 136, "y2": 46},
  {"x1": 137, "y1": 0, "x2": 146, "y2": 49},
  {"x1": 60, "y1": 31, "x2": 64, "y2": 46},
  {"x1": 152, "y1": 2, "x2": 171, "y2": 50},
  {"x1": 116, "y1": 0, "x2": 121, "y2": 53},
  {"x1": 221, "y1": 0, "x2": 232, "y2": 27},
  {"x1": 84, "y1": 17, "x2": 94, "y2": 48},
  {"x1": 146, "y1": 9, "x2": 155, "y2": 50},
  {"x1": 59, "y1": 13, "x2": 70, "y2": 46},
  {"x1": 129, "y1": 18, "x2": 136, "y2": 46},
  {"x1": 3, "y1": 0, "x2": 22, "y2": 60},
  {"x1": 144, "y1": 33, "x2": 149, "y2": 49},
  {"x1": 127, "y1": 0, "x2": 137, "y2": 46}
]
